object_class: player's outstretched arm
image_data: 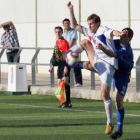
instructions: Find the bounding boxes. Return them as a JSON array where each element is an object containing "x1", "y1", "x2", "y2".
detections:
[
  {"x1": 111, "y1": 30, "x2": 128, "y2": 37},
  {"x1": 97, "y1": 43, "x2": 117, "y2": 58},
  {"x1": 67, "y1": 1, "x2": 83, "y2": 34}
]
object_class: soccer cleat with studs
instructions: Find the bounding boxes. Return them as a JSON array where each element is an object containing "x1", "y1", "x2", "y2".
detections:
[
  {"x1": 110, "y1": 131, "x2": 122, "y2": 139},
  {"x1": 105, "y1": 123, "x2": 114, "y2": 135}
]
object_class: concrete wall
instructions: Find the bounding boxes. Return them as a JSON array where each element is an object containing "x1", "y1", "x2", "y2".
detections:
[{"x1": 0, "y1": 0, "x2": 140, "y2": 77}]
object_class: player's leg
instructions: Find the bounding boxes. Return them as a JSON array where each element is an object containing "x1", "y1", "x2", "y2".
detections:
[
  {"x1": 60, "y1": 60, "x2": 96, "y2": 72},
  {"x1": 55, "y1": 39, "x2": 96, "y2": 72},
  {"x1": 80, "y1": 39, "x2": 95, "y2": 66},
  {"x1": 95, "y1": 59, "x2": 115, "y2": 135},
  {"x1": 115, "y1": 92, "x2": 124, "y2": 133},
  {"x1": 69, "y1": 39, "x2": 95, "y2": 67},
  {"x1": 82, "y1": 61, "x2": 96, "y2": 72},
  {"x1": 115, "y1": 91, "x2": 124, "y2": 109},
  {"x1": 110, "y1": 91, "x2": 124, "y2": 139},
  {"x1": 101, "y1": 82, "x2": 114, "y2": 135},
  {"x1": 110, "y1": 72, "x2": 129, "y2": 139}
]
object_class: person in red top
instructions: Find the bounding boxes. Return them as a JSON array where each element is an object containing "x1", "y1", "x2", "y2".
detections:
[
  {"x1": 49, "y1": 26, "x2": 72, "y2": 108},
  {"x1": 56, "y1": 37, "x2": 69, "y2": 53}
]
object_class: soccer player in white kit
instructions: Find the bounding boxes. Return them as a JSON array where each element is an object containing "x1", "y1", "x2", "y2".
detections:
[{"x1": 67, "y1": 1, "x2": 128, "y2": 134}]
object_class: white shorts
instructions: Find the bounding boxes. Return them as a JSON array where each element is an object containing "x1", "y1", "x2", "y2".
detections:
[{"x1": 93, "y1": 55, "x2": 115, "y2": 87}]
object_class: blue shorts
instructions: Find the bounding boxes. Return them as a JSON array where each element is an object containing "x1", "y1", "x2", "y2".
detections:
[{"x1": 113, "y1": 71, "x2": 130, "y2": 96}]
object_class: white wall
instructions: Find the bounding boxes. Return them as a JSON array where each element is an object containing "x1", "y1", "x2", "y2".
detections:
[{"x1": 0, "y1": 0, "x2": 140, "y2": 77}]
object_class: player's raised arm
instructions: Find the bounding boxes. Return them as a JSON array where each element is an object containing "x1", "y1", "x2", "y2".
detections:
[
  {"x1": 67, "y1": 2, "x2": 83, "y2": 34},
  {"x1": 110, "y1": 29, "x2": 128, "y2": 37}
]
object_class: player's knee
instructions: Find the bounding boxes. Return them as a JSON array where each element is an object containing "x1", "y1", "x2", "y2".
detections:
[
  {"x1": 80, "y1": 39, "x2": 91, "y2": 48},
  {"x1": 115, "y1": 101, "x2": 123, "y2": 110},
  {"x1": 101, "y1": 92, "x2": 110, "y2": 101}
]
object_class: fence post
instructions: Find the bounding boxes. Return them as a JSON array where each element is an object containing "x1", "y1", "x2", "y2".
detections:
[
  {"x1": 136, "y1": 56, "x2": 140, "y2": 92},
  {"x1": 70, "y1": 68, "x2": 74, "y2": 88},
  {"x1": 31, "y1": 48, "x2": 40, "y2": 85},
  {"x1": 50, "y1": 61, "x2": 55, "y2": 87},
  {"x1": 0, "y1": 49, "x2": 5, "y2": 83},
  {"x1": 91, "y1": 71, "x2": 95, "y2": 90}
]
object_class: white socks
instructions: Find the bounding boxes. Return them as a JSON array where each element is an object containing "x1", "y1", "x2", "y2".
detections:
[
  {"x1": 104, "y1": 99, "x2": 113, "y2": 125},
  {"x1": 70, "y1": 44, "x2": 84, "y2": 53}
]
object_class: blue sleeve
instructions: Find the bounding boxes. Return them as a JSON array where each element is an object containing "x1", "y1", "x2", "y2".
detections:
[{"x1": 115, "y1": 44, "x2": 130, "y2": 59}]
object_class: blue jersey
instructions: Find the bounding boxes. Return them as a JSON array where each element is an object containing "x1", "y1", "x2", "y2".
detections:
[{"x1": 114, "y1": 40, "x2": 134, "y2": 75}]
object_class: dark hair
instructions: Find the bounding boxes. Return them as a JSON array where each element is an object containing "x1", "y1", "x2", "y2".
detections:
[
  {"x1": 3, "y1": 25, "x2": 10, "y2": 30},
  {"x1": 62, "y1": 18, "x2": 70, "y2": 24},
  {"x1": 122, "y1": 27, "x2": 134, "y2": 38},
  {"x1": 87, "y1": 14, "x2": 101, "y2": 25},
  {"x1": 54, "y1": 26, "x2": 63, "y2": 32}
]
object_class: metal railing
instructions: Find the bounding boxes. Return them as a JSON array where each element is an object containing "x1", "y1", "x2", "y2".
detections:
[
  {"x1": 0, "y1": 47, "x2": 140, "y2": 92},
  {"x1": 0, "y1": 47, "x2": 95, "y2": 89},
  {"x1": 133, "y1": 48, "x2": 140, "y2": 92}
]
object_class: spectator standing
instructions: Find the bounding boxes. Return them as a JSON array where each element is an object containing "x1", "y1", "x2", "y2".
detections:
[
  {"x1": 0, "y1": 21, "x2": 20, "y2": 62},
  {"x1": 62, "y1": 18, "x2": 83, "y2": 87}
]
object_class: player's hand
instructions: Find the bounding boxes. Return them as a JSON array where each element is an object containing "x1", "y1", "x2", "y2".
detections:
[
  {"x1": 96, "y1": 43, "x2": 103, "y2": 50},
  {"x1": 121, "y1": 29, "x2": 128, "y2": 36},
  {"x1": 67, "y1": 1, "x2": 73, "y2": 11}
]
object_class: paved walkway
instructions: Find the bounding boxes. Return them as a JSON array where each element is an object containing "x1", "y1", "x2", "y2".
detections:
[{"x1": 0, "y1": 72, "x2": 139, "y2": 102}]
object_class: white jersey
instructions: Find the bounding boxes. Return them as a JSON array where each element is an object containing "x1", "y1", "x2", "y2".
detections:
[{"x1": 81, "y1": 25, "x2": 118, "y2": 69}]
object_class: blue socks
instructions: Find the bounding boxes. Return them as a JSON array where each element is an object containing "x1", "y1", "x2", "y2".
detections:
[
  {"x1": 72, "y1": 61, "x2": 83, "y2": 69},
  {"x1": 116, "y1": 108, "x2": 125, "y2": 133}
]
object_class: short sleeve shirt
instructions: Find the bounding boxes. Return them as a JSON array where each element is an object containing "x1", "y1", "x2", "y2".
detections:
[
  {"x1": 63, "y1": 28, "x2": 78, "y2": 46},
  {"x1": 81, "y1": 25, "x2": 118, "y2": 69},
  {"x1": 56, "y1": 37, "x2": 69, "y2": 53}
]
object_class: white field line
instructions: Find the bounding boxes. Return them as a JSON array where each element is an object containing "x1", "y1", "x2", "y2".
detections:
[
  {"x1": 0, "y1": 114, "x2": 93, "y2": 119},
  {"x1": 0, "y1": 102, "x2": 140, "y2": 118}
]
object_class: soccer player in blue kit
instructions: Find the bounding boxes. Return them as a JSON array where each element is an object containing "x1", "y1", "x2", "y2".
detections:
[{"x1": 97, "y1": 27, "x2": 134, "y2": 139}]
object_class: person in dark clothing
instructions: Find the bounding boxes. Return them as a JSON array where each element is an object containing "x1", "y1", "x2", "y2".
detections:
[{"x1": 49, "y1": 26, "x2": 72, "y2": 108}]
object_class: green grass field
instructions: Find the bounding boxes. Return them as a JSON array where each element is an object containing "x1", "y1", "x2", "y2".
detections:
[{"x1": 0, "y1": 92, "x2": 140, "y2": 140}]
